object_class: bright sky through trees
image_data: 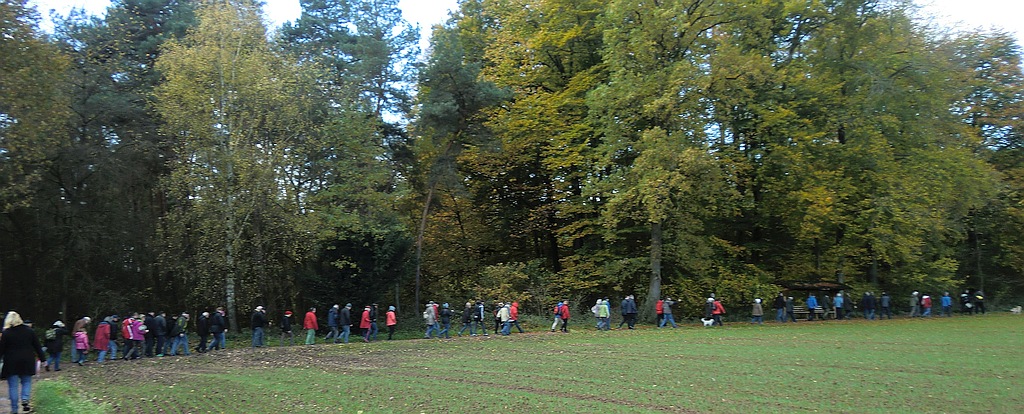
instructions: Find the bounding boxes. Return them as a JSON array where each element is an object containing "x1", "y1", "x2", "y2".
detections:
[{"x1": 29, "y1": 0, "x2": 1024, "y2": 48}]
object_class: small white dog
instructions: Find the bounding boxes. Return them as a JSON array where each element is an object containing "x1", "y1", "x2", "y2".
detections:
[
  {"x1": 701, "y1": 318, "x2": 715, "y2": 327},
  {"x1": 1011, "y1": 306, "x2": 1022, "y2": 315}
]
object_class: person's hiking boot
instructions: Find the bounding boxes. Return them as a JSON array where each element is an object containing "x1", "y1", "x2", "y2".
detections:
[{"x1": 22, "y1": 401, "x2": 31, "y2": 412}]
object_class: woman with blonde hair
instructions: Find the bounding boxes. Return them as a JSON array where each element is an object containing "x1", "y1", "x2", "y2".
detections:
[
  {"x1": 0, "y1": 311, "x2": 47, "y2": 413},
  {"x1": 72, "y1": 317, "x2": 91, "y2": 366}
]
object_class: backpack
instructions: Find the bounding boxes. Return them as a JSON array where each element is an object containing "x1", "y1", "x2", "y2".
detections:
[
  {"x1": 45, "y1": 328, "x2": 57, "y2": 340},
  {"x1": 553, "y1": 304, "x2": 561, "y2": 315},
  {"x1": 655, "y1": 300, "x2": 664, "y2": 314},
  {"x1": 121, "y1": 319, "x2": 132, "y2": 339}
]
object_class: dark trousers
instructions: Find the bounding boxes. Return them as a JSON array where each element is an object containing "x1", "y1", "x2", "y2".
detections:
[
  {"x1": 836, "y1": 308, "x2": 845, "y2": 320},
  {"x1": 144, "y1": 335, "x2": 155, "y2": 357},
  {"x1": 560, "y1": 318, "x2": 569, "y2": 332},
  {"x1": 881, "y1": 306, "x2": 892, "y2": 319},
  {"x1": 124, "y1": 339, "x2": 142, "y2": 359},
  {"x1": 155, "y1": 335, "x2": 166, "y2": 355},
  {"x1": 198, "y1": 334, "x2": 209, "y2": 352},
  {"x1": 387, "y1": 325, "x2": 396, "y2": 340}
]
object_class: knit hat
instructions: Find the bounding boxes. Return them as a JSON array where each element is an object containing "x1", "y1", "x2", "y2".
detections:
[
  {"x1": 345, "y1": 303, "x2": 352, "y2": 308},
  {"x1": 755, "y1": 298, "x2": 762, "y2": 304},
  {"x1": 442, "y1": 303, "x2": 449, "y2": 308},
  {"x1": 53, "y1": 320, "x2": 65, "y2": 328},
  {"x1": 284, "y1": 310, "x2": 293, "y2": 316},
  {"x1": 255, "y1": 305, "x2": 264, "y2": 311},
  {"x1": 388, "y1": 306, "x2": 395, "y2": 311}
]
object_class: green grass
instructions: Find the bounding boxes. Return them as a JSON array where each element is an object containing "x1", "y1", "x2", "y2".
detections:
[
  {"x1": 33, "y1": 379, "x2": 110, "y2": 414},
  {"x1": 40, "y1": 314, "x2": 1024, "y2": 413}
]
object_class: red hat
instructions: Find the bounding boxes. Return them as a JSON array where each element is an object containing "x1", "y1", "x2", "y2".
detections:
[{"x1": 284, "y1": 310, "x2": 293, "y2": 316}]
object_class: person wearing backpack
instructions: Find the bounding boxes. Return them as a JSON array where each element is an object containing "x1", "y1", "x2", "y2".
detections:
[
  {"x1": 439, "y1": 303, "x2": 453, "y2": 339},
  {"x1": 169, "y1": 312, "x2": 190, "y2": 356},
  {"x1": 122, "y1": 313, "x2": 146, "y2": 360},
  {"x1": 43, "y1": 320, "x2": 67, "y2": 371},
  {"x1": 550, "y1": 301, "x2": 562, "y2": 332}
]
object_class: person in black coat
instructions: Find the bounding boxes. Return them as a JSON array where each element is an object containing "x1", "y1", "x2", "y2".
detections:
[
  {"x1": 143, "y1": 312, "x2": 157, "y2": 357},
  {"x1": 339, "y1": 304, "x2": 352, "y2": 344},
  {"x1": 1, "y1": 312, "x2": 47, "y2": 414},
  {"x1": 280, "y1": 310, "x2": 294, "y2": 346},
  {"x1": 153, "y1": 311, "x2": 168, "y2": 356},
  {"x1": 618, "y1": 295, "x2": 638, "y2": 329},
  {"x1": 251, "y1": 306, "x2": 267, "y2": 348},
  {"x1": 207, "y1": 308, "x2": 226, "y2": 351},
  {"x1": 43, "y1": 320, "x2": 68, "y2": 371},
  {"x1": 458, "y1": 302, "x2": 473, "y2": 336},
  {"x1": 773, "y1": 293, "x2": 786, "y2": 322},
  {"x1": 196, "y1": 312, "x2": 210, "y2": 353}
]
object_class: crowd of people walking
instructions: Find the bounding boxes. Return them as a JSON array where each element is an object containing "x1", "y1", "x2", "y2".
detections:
[{"x1": 0, "y1": 287, "x2": 997, "y2": 412}]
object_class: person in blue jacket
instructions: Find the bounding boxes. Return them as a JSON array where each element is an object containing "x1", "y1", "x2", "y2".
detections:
[
  {"x1": 833, "y1": 293, "x2": 845, "y2": 320},
  {"x1": 806, "y1": 294, "x2": 819, "y2": 321}
]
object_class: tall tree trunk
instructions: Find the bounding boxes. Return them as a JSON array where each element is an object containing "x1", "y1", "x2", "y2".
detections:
[
  {"x1": 644, "y1": 221, "x2": 663, "y2": 322},
  {"x1": 414, "y1": 185, "x2": 435, "y2": 310},
  {"x1": 225, "y1": 213, "x2": 238, "y2": 332}
]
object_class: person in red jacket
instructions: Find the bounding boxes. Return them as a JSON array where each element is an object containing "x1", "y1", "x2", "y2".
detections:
[
  {"x1": 386, "y1": 306, "x2": 397, "y2": 340},
  {"x1": 509, "y1": 301, "x2": 524, "y2": 333},
  {"x1": 558, "y1": 300, "x2": 571, "y2": 333},
  {"x1": 360, "y1": 306, "x2": 372, "y2": 342},
  {"x1": 303, "y1": 308, "x2": 318, "y2": 345},
  {"x1": 92, "y1": 317, "x2": 111, "y2": 363},
  {"x1": 655, "y1": 299, "x2": 665, "y2": 326},
  {"x1": 712, "y1": 299, "x2": 726, "y2": 326}
]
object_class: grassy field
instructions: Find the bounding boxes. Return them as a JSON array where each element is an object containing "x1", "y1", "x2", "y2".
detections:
[{"x1": 35, "y1": 314, "x2": 1023, "y2": 413}]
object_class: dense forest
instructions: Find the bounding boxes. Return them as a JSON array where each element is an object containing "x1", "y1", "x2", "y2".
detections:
[{"x1": 2, "y1": 0, "x2": 1022, "y2": 328}]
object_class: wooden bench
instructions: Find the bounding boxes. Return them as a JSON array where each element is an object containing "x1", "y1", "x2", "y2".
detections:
[{"x1": 792, "y1": 305, "x2": 834, "y2": 320}]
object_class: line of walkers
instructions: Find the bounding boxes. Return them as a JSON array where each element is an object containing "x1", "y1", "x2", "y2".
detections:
[
  {"x1": 25, "y1": 288, "x2": 995, "y2": 374},
  {"x1": 771, "y1": 289, "x2": 987, "y2": 322}
]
